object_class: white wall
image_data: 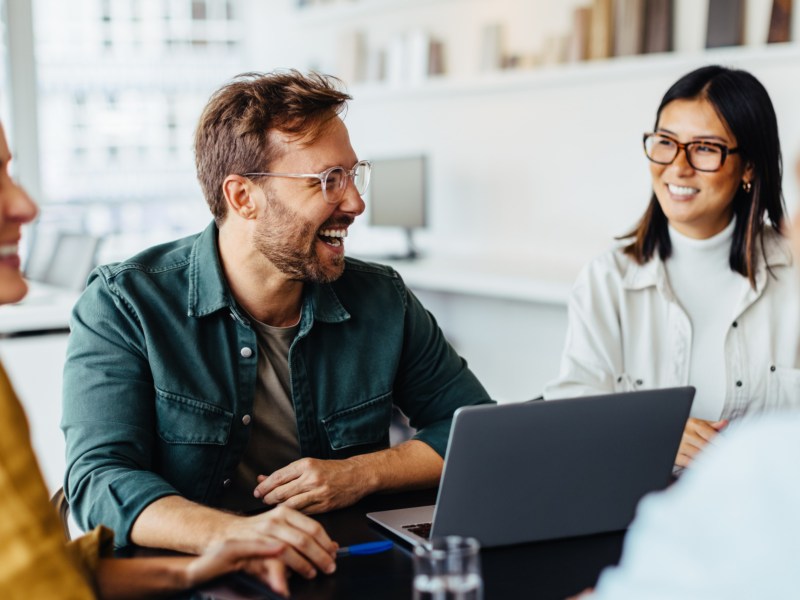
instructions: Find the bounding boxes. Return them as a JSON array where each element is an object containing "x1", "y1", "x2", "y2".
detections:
[{"x1": 0, "y1": 334, "x2": 69, "y2": 493}]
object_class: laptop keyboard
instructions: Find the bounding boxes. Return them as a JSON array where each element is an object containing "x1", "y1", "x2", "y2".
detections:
[{"x1": 402, "y1": 522, "x2": 432, "y2": 539}]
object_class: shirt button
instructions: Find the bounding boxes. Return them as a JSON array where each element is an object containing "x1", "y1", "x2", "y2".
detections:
[
  {"x1": 736, "y1": 380, "x2": 743, "y2": 387},
  {"x1": 242, "y1": 414, "x2": 251, "y2": 426},
  {"x1": 732, "y1": 321, "x2": 738, "y2": 328},
  {"x1": 223, "y1": 478, "x2": 232, "y2": 488},
  {"x1": 635, "y1": 379, "x2": 643, "y2": 385},
  {"x1": 240, "y1": 347, "x2": 253, "y2": 358},
  {"x1": 770, "y1": 365, "x2": 776, "y2": 372}
]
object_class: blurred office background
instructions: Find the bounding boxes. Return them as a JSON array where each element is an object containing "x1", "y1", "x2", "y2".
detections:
[{"x1": 2, "y1": 0, "x2": 800, "y2": 490}]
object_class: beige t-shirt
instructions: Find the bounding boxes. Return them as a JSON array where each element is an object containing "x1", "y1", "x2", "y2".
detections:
[{"x1": 219, "y1": 319, "x2": 302, "y2": 512}]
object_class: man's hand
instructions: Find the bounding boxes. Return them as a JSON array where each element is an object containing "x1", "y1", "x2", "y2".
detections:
[
  {"x1": 225, "y1": 505, "x2": 339, "y2": 579},
  {"x1": 131, "y1": 496, "x2": 338, "y2": 582},
  {"x1": 254, "y1": 457, "x2": 372, "y2": 514},
  {"x1": 675, "y1": 417, "x2": 728, "y2": 468},
  {"x1": 252, "y1": 441, "x2": 443, "y2": 516},
  {"x1": 185, "y1": 539, "x2": 289, "y2": 597}
]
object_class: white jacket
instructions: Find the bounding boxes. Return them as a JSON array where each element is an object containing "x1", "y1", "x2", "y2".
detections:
[{"x1": 544, "y1": 228, "x2": 800, "y2": 421}]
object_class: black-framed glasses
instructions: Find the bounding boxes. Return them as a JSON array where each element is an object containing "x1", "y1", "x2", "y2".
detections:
[
  {"x1": 643, "y1": 133, "x2": 739, "y2": 172},
  {"x1": 244, "y1": 160, "x2": 372, "y2": 204}
]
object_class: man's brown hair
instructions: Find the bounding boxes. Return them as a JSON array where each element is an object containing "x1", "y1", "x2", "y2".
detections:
[{"x1": 194, "y1": 70, "x2": 351, "y2": 223}]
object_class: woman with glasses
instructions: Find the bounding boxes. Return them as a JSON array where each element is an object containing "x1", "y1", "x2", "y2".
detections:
[{"x1": 544, "y1": 65, "x2": 799, "y2": 470}]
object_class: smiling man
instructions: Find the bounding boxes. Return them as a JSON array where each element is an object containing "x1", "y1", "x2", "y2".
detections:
[{"x1": 62, "y1": 71, "x2": 491, "y2": 579}]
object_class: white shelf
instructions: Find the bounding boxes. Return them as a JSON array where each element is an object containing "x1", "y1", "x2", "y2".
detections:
[
  {"x1": 374, "y1": 255, "x2": 576, "y2": 305},
  {"x1": 348, "y1": 42, "x2": 800, "y2": 102}
]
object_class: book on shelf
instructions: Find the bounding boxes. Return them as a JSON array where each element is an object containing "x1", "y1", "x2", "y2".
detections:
[
  {"x1": 383, "y1": 30, "x2": 440, "y2": 86},
  {"x1": 643, "y1": 0, "x2": 673, "y2": 53},
  {"x1": 768, "y1": 0, "x2": 793, "y2": 43},
  {"x1": 588, "y1": 0, "x2": 614, "y2": 59},
  {"x1": 428, "y1": 39, "x2": 446, "y2": 76},
  {"x1": 541, "y1": 34, "x2": 570, "y2": 66},
  {"x1": 406, "y1": 29, "x2": 431, "y2": 85},
  {"x1": 706, "y1": 0, "x2": 745, "y2": 48},
  {"x1": 479, "y1": 23, "x2": 505, "y2": 71},
  {"x1": 568, "y1": 6, "x2": 592, "y2": 62},
  {"x1": 335, "y1": 30, "x2": 368, "y2": 85},
  {"x1": 614, "y1": 0, "x2": 645, "y2": 56}
]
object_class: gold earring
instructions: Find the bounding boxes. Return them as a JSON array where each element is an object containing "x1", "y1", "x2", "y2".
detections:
[{"x1": 742, "y1": 180, "x2": 752, "y2": 193}]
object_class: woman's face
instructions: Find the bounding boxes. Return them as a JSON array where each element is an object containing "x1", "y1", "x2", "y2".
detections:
[
  {"x1": 650, "y1": 97, "x2": 752, "y2": 239},
  {"x1": 0, "y1": 123, "x2": 38, "y2": 305}
]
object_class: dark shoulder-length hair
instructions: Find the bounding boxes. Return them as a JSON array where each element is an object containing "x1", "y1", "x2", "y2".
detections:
[{"x1": 620, "y1": 65, "x2": 785, "y2": 288}]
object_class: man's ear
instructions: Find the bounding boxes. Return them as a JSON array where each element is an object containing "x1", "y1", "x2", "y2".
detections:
[{"x1": 223, "y1": 175, "x2": 257, "y2": 220}]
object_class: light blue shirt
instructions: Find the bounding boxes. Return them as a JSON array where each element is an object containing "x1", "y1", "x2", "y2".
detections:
[{"x1": 590, "y1": 412, "x2": 800, "y2": 599}]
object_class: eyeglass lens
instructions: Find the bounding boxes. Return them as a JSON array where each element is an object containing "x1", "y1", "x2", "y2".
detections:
[
  {"x1": 322, "y1": 162, "x2": 371, "y2": 203},
  {"x1": 644, "y1": 135, "x2": 724, "y2": 171}
]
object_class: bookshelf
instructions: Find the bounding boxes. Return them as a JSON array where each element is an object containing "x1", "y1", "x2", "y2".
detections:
[
  {"x1": 285, "y1": 0, "x2": 800, "y2": 91},
  {"x1": 346, "y1": 41, "x2": 800, "y2": 101}
]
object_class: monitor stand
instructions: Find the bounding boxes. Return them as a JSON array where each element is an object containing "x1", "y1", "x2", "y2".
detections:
[{"x1": 384, "y1": 228, "x2": 420, "y2": 261}]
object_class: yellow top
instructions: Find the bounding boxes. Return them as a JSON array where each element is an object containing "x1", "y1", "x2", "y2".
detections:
[{"x1": 0, "y1": 362, "x2": 111, "y2": 599}]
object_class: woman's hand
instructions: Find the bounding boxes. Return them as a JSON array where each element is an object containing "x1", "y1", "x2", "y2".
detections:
[
  {"x1": 184, "y1": 538, "x2": 288, "y2": 596},
  {"x1": 95, "y1": 539, "x2": 288, "y2": 599},
  {"x1": 675, "y1": 417, "x2": 728, "y2": 468}
]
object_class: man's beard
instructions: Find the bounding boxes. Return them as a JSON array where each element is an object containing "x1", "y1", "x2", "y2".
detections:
[{"x1": 253, "y1": 191, "x2": 347, "y2": 284}]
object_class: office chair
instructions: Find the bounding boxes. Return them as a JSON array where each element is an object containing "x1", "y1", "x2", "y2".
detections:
[
  {"x1": 50, "y1": 486, "x2": 72, "y2": 542},
  {"x1": 37, "y1": 232, "x2": 102, "y2": 292}
]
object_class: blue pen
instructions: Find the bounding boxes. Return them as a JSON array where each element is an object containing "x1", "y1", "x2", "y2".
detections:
[{"x1": 336, "y1": 540, "x2": 393, "y2": 557}]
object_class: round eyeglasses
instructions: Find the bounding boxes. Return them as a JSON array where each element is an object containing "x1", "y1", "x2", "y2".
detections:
[
  {"x1": 244, "y1": 160, "x2": 372, "y2": 204},
  {"x1": 643, "y1": 133, "x2": 739, "y2": 173}
]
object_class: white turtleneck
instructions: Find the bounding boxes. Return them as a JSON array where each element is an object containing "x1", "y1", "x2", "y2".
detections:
[{"x1": 664, "y1": 218, "x2": 747, "y2": 421}]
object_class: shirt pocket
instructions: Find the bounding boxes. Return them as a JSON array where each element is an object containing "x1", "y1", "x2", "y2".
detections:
[
  {"x1": 155, "y1": 389, "x2": 233, "y2": 444},
  {"x1": 155, "y1": 389, "x2": 233, "y2": 500},
  {"x1": 321, "y1": 391, "x2": 392, "y2": 457},
  {"x1": 765, "y1": 367, "x2": 800, "y2": 411}
]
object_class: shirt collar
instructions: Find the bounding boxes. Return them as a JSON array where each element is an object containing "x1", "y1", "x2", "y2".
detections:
[
  {"x1": 622, "y1": 250, "x2": 664, "y2": 292},
  {"x1": 188, "y1": 222, "x2": 232, "y2": 318},
  {"x1": 621, "y1": 227, "x2": 792, "y2": 294},
  {"x1": 187, "y1": 221, "x2": 352, "y2": 325},
  {"x1": 304, "y1": 281, "x2": 351, "y2": 326}
]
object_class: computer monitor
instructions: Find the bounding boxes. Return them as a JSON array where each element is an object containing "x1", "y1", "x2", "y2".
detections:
[{"x1": 368, "y1": 155, "x2": 427, "y2": 260}]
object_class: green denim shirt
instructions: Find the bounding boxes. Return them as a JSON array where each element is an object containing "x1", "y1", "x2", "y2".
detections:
[{"x1": 62, "y1": 222, "x2": 492, "y2": 547}]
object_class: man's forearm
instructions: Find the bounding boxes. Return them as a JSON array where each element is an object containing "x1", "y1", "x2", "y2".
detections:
[
  {"x1": 130, "y1": 495, "x2": 240, "y2": 554},
  {"x1": 346, "y1": 439, "x2": 443, "y2": 495}
]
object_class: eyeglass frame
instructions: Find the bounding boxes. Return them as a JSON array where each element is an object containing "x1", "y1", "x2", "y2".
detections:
[
  {"x1": 642, "y1": 132, "x2": 740, "y2": 173},
  {"x1": 243, "y1": 160, "x2": 372, "y2": 204}
]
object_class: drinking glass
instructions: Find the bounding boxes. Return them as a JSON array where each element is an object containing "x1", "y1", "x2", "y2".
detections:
[{"x1": 412, "y1": 536, "x2": 483, "y2": 600}]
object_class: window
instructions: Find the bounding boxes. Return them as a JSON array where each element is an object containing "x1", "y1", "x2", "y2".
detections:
[{"x1": 6, "y1": 0, "x2": 250, "y2": 263}]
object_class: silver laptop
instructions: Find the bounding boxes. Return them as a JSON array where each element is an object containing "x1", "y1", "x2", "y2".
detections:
[{"x1": 368, "y1": 387, "x2": 694, "y2": 548}]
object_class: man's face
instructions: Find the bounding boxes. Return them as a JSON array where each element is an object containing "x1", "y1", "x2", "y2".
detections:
[{"x1": 252, "y1": 118, "x2": 365, "y2": 283}]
